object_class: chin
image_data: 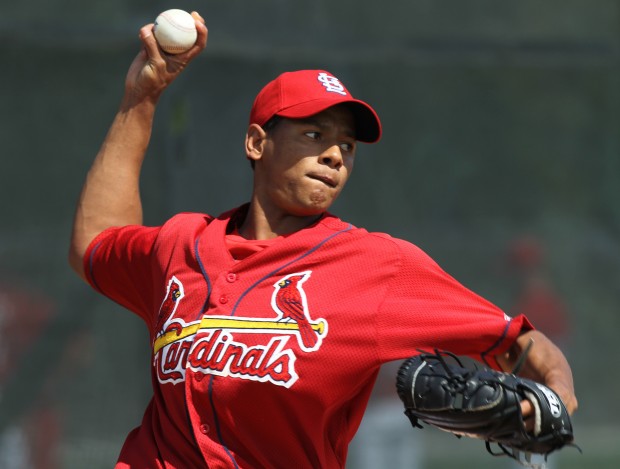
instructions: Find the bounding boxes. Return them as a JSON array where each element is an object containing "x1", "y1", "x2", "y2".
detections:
[
  {"x1": 292, "y1": 206, "x2": 328, "y2": 218},
  {"x1": 308, "y1": 197, "x2": 336, "y2": 214},
  {"x1": 288, "y1": 201, "x2": 332, "y2": 217},
  {"x1": 280, "y1": 191, "x2": 339, "y2": 217}
]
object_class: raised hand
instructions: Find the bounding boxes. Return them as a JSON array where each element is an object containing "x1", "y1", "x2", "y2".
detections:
[{"x1": 124, "y1": 11, "x2": 208, "y2": 104}]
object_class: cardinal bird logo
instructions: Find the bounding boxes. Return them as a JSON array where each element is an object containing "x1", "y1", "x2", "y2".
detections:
[
  {"x1": 271, "y1": 271, "x2": 326, "y2": 352},
  {"x1": 160, "y1": 277, "x2": 183, "y2": 317},
  {"x1": 156, "y1": 276, "x2": 185, "y2": 338}
]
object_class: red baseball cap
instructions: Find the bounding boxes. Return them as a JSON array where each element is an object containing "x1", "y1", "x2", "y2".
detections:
[{"x1": 249, "y1": 70, "x2": 382, "y2": 143}]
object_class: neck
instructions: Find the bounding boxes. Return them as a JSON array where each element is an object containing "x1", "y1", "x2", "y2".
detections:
[{"x1": 237, "y1": 202, "x2": 323, "y2": 240}]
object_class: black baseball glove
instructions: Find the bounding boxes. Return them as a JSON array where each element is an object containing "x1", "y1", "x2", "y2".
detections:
[{"x1": 395, "y1": 350, "x2": 576, "y2": 464}]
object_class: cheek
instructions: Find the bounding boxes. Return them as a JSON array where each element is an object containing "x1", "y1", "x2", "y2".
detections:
[
  {"x1": 341, "y1": 160, "x2": 354, "y2": 185},
  {"x1": 347, "y1": 160, "x2": 355, "y2": 176}
]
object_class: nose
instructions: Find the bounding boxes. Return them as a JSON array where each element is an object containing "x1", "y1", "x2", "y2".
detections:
[{"x1": 318, "y1": 145, "x2": 343, "y2": 169}]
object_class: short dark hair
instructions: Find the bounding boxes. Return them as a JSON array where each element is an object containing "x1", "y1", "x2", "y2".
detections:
[{"x1": 262, "y1": 115, "x2": 282, "y2": 134}]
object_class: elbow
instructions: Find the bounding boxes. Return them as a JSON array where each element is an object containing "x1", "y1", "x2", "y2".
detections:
[
  {"x1": 68, "y1": 247, "x2": 84, "y2": 277},
  {"x1": 68, "y1": 236, "x2": 89, "y2": 282}
]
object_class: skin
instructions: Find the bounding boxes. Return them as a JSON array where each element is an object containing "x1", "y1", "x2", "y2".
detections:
[
  {"x1": 68, "y1": 12, "x2": 208, "y2": 278},
  {"x1": 241, "y1": 106, "x2": 357, "y2": 239},
  {"x1": 68, "y1": 10, "x2": 577, "y2": 437},
  {"x1": 497, "y1": 329, "x2": 577, "y2": 426}
]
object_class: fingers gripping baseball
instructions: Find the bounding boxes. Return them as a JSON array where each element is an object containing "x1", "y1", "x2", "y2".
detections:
[{"x1": 125, "y1": 12, "x2": 207, "y2": 102}]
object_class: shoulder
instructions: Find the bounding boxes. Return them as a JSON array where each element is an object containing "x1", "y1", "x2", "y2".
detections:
[
  {"x1": 348, "y1": 224, "x2": 435, "y2": 261},
  {"x1": 154, "y1": 212, "x2": 211, "y2": 240},
  {"x1": 134, "y1": 213, "x2": 214, "y2": 259},
  {"x1": 160, "y1": 212, "x2": 214, "y2": 230},
  {"x1": 155, "y1": 206, "x2": 245, "y2": 246},
  {"x1": 160, "y1": 204, "x2": 243, "y2": 230},
  {"x1": 370, "y1": 231, "x2": 434, "y2": 257},
  {"x1": 325, "y1": 216, "x2": 438, "y2": 266}
]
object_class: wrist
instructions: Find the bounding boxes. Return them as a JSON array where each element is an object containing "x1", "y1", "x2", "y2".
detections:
[{"x1": 120, "y1": 89, "x2": 160, "y2": 114}]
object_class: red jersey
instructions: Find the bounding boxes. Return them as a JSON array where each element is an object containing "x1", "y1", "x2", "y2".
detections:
[{"x1": 84, "y1": 205, "x2": 531, "y2": 468}]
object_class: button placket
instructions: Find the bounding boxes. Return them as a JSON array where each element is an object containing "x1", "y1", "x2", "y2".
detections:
[{"x1": 213, "y1": 271, "x2": 238, "y2": 306}]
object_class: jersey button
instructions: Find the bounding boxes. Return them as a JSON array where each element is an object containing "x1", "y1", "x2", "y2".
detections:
[
  {"x1": 195, "y1": 373, "x2": 204, "y2": 382},
  {"x1": 200, "y1": 424, "x2": 210, "y2": 434},
  {"x1": 226, "y1": 272, "x2": 237, "y2": 283},
  {"x1": 219, "y1": 295, "x2": 228, "y2": 304}
]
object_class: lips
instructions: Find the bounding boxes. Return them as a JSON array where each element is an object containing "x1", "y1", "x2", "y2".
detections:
[{"x1": 308, "y1": 173, "x2": 337, "y2": 188}]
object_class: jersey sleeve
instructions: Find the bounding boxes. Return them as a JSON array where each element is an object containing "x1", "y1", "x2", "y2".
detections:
[
  {"x1": 84, "y1": 224, "x2": 161, "y2": 322},
  {"x1": 376, "y1": 237, "x2": 533, "y2": 368}
]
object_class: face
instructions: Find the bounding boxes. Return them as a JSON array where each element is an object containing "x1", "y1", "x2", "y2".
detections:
[{"x1": 250, "y1": 104, "x2": 357, "y2": 218}]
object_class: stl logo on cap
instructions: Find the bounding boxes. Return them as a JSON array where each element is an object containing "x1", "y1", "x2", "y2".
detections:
[
  {"x1": 249, "y1": 69, "x2": 382, "y2": 143},
  {"x1": 317, "y1": 73, "x2": 347, "y2": 96}
]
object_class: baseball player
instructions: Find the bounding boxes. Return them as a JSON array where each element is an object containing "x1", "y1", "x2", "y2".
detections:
[{"x1": 68, "y1": 12, "x2": 577, "y2": 468}]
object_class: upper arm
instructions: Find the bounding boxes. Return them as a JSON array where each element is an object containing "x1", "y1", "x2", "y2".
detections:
[
  {"x1": 376, "y1": 238, "x2": 529, "y2": 363},
  {"x1": 81, "y1": 225, "x2": 161, "y2": 318},
  {"x1": 69, "y1": 229, "x2": 100, "y2": 281}
]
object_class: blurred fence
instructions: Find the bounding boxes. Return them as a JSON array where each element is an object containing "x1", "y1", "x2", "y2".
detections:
[{"x1": 1, "y1": 1, "x2": 619, "y2": 467}]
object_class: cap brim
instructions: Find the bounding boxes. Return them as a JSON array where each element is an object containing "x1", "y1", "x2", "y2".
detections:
[{"x1": 275, "y1": 99, "x2": 382, "y2": 143}]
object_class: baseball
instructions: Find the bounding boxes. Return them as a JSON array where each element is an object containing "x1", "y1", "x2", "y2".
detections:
[{"x1": 153, "y1": 9, "x2": 197, "y2": 54}]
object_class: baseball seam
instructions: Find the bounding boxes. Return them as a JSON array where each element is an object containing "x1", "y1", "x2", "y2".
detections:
[{"x1": 161, "y1": 11, "x2": 195, "y2": 32}]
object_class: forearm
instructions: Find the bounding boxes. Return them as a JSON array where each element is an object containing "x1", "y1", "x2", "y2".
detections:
[
  {"x1": 497, "y1": 329, "x2": 578, "y2": 414},
  {"x1": 69, "y1": 96, "x2": 157, "y2": 278},
  {"x1": 68, "y1": 12, "x2": 207, "y2": 280}
]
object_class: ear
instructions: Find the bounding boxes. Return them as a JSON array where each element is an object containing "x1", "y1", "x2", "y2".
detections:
[{"x1": 245, "y1": 123, "x2": 268, "y2": 163}]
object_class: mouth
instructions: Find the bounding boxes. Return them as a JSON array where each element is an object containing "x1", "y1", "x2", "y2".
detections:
[{"x1": 307, "y1": 173, "x2": 337, "y2": 188}]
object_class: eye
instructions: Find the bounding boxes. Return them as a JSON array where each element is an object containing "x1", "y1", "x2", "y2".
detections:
[
  {"x1": 339, "y1": 141, "x2": 355, "y2": 153},
  {"x1": 305, "y1": 131, "x2": 320, "y2": 140}
]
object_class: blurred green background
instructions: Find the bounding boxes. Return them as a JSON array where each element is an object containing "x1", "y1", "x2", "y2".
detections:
[{"x1": 1, "y1": 1, "x2": 619, "y2": 467}]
